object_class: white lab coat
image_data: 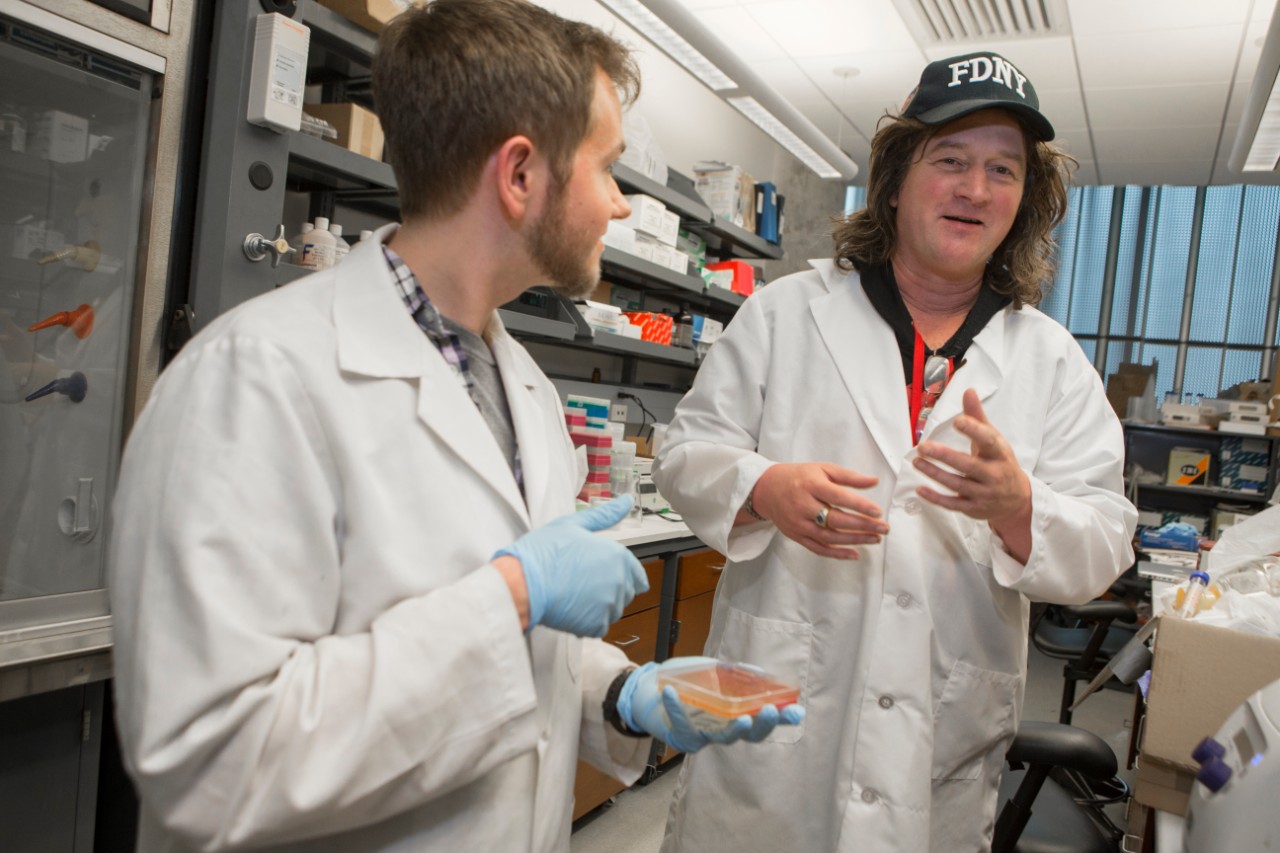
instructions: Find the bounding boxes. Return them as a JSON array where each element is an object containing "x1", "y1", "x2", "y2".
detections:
[
  {"x1": 653, "y1": 260, "x2": 1136, "y2": 853},
  {"x1": 108, "y1": 225, "x2": 648, "y2": 852}
]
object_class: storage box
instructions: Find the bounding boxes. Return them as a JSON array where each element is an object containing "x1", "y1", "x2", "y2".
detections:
[
  {"x1": 1134, "y1": 617, "x2": 1280, "y2": 814},
  {"x1": 1166, "y1": 448, "x2": 1209, "y2": 487},
  {"x1": 754, "y1": 180, "x2": 778, "y2": 243},
  {"x1": 33, "y1": 110, "x2": 87, "y2": 163},
  {"x1": 302, "y1": 103, "x2": 384, "y2": 160},
  {"x1": 693, "y1": 161, "x2": 756, "y2": 229},
  {"x1": 621, "y1": 194, "x2": 668, "y2": 242},
  {"x1": 602, "y1": 220, "x2": 636, "y2": 254},
  {"x1": 622, "y1": 311, "x2": 673, "y2": 345},
  {"x1": 705, "y1": 259, "x2": 755, "y2": 296},
  {"x1": 1218, "y1": 436, "x2": 1269, "y2": 492},
  {"x1": 314, "y1": 0, "x2": 414, "y2": 32}
]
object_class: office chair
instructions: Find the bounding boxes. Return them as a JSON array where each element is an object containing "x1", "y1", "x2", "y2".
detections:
[
  {"x1": 993, "y1": 721, "x2": 1124, "y2": 853},
  {"x1": 1031, "y1": 600, "x2": 1139, "y2": 725}
]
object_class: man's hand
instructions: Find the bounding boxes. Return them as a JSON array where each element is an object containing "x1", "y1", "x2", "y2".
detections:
[
  {"x1": 913, "y1": 388, "x2": 1032, "y2": 560},
  {"x1": 617, "y1": 657, "x2": 805, "y2": 752},
  {"x1": 749, "y1": 462, "x2": 886, "y2": 559}
]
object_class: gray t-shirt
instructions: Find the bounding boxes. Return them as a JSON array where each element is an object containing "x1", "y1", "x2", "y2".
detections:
[{"x1": 441, "y1": 317, "x2": 519, "y2": 485}]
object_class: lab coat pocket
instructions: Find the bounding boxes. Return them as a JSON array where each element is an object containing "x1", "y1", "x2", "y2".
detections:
[
  {"x1": 714, "y1": 607, "x2": 813, "y2": 744},
  {"x1": 930, "y1": 659, "x2": 1018, "y2": 781}
]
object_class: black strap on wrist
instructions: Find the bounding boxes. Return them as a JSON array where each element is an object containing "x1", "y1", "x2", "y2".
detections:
[{"x1": 603, "y1": 669, "x2": 647, "y2": 737}]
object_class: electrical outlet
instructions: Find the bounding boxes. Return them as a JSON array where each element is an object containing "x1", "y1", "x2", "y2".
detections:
[{"x1": 610, "y1": 402, "x2": 629, "y2": 422}]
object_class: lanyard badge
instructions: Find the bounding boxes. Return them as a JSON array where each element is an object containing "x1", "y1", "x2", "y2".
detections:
[{"x1": 909, "y1": 329, "x2": 953, "y2": 446}]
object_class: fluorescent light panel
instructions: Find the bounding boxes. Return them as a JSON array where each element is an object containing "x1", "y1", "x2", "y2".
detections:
[
  {"x1": 599, "y1": 0, "x2": 737, "y2": 91},
  {"x1": 1241, "y1": 77, "x2": 1280, "y2": 172},
  {"x1": 727, "y1": 96, "x2": 842, "y2": 179}
]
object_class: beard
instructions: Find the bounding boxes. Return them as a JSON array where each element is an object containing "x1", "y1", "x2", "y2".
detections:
[{"x1": 526, "y1": 188, "x2": 602, "y2": 300}]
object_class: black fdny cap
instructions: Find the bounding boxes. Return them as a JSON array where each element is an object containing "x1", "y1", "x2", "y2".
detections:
[{"x1": 901, "y1": 51, "x2": 1054, "y2": 141}]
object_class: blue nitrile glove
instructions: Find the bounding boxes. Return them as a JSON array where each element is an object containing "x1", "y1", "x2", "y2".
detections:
[
  {"x1": 616, "y1": 656, "x2": 806, "y2": 752},
  {"x1": 494, "y1": 496, "x2": 648, "y2": 638}
]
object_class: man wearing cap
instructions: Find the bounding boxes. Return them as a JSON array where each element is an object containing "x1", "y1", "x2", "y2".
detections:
[{"x1": 653, "y1": 52, "x2": 1136, "y2": 851}]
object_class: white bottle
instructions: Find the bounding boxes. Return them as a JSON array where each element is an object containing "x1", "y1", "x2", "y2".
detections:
[
  {"x1": 288, "y1": 221, "x2": 314, "y2": 266},
  {"x1": 357, "y1": 229, "x2": 374, "y2": 247},
  {"x1": 301, "y1": 216, "x2": 337, "y2": 270},
  {"x1": 329, "y1": 222, "x2": 349, "y2": 265}
]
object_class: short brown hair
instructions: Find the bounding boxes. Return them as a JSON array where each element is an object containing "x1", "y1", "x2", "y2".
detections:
[
  {"x1": 372, "y1": 0, "x2": 640, "y2": 222},
  {"x1": 832, "y1": 113, "x2": 1075, "y2": 308}
]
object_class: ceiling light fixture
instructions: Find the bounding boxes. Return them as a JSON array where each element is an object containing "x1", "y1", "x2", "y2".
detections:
[
  {"x1": 597, "y1": 0, "x2": 858, "y2": 180},
  {"x1": 1229, "y1": 9, "x2": 1280, "y2": 173}
]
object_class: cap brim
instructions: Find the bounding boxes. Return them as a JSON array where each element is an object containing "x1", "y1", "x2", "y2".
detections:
[{"x1": 912, "y1": 98, "x2": 1055, "y2": 142}]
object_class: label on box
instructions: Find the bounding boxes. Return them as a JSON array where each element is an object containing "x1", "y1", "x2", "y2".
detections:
[{"x1": 1166, "y1": 448, "x2": 1209, "y2": 486}]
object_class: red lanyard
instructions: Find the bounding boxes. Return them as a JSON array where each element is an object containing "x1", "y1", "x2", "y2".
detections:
[{"x1": 908, "y1": 329, "x2": 952, "y2": 446}]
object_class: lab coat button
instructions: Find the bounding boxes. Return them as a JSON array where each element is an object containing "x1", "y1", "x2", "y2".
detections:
[
  {"x1": 896, "y1": 593, "x2": 912, "y2": 609},
  {"x1": 878, "y1": 695, "x2": 894, "y2": 710},
  {"x1": 904, "y1": 498, "x2": 922, "y2": 515},
  {"x1": 861, "y1": 788, "x2": 879, "y2": 804}
]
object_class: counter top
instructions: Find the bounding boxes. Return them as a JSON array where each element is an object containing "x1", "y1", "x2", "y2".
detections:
[{"x1": 598, "y1": 512, "x2": 695, "y2": 547}]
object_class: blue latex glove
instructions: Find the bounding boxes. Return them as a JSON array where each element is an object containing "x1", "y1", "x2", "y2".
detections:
[
  {"x1": 494, "y1": 496, "x2": 647, "y2": 637},
  {"x1": 617, "y1": 656, "x2": 805, "y2": 752}
]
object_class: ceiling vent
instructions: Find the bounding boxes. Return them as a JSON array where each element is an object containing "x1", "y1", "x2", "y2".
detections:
[{"x1": 893, "y1": 0, "x2": 1071, "y2": 45}]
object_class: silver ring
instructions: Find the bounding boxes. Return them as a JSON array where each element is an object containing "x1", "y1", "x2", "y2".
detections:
[{"x1": 815, "y1": 506, "x2": 829, "y2": 529}]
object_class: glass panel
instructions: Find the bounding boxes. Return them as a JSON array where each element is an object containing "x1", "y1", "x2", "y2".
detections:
[
  {"x1": 1182, "y1": 346, "x2": 1223, "y2": 401},
  {"x1": 1043, "y1": 188, "x2": 1080, "y2": 325},
  {"x1": 1229, "y1": 186, "x2": 1280, "y2": 346},
  {"x1": 1221, "y1": 349, "x2": 1262, "y2": 391},
  {"x1": 1189, "y1": 185, "x2": 1240, "y2": 343},
  {"x1": 1076, "y1": 337, "x2": 1098, "y2": 366},
  {"x1": 0, "y1": 17, "x2": 152, "y2": 603},
  {"x1": 1109, "y1": 187, "x2": 1146, "y2": 337},
  {"x1": 1140, "y1": 187, "x2": 1195, "y2": 340},
  {"x1": 843, "y1": 185, "x2": 866, "y2": 215},
  {"x1": 1067, "y1": 186, "x2": 1111, "y2": 336}
]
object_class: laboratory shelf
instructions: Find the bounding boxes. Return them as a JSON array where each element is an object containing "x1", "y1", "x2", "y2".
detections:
[
  {"x1": 298, "y1": 0, "x2": 377, "y2": 64},
  {"x1": 705, "y1": 217, "x2": 783, "y2": 260},
  {"x1": 498, "y1": 308, "x2": 578, "y2": 342},
  {"x1": 611, "y1": 162, "x2": 712, "y2": 224},
  {"x1": 287, "y1": 130, "x2": 397, "y2": 192},
  {"x1": 583, "y1": 330, "x2": 698, "y2": 365},
  {"x1": 601, "y1": 247, "x2": 704, "y2": 296},
  {"x1": 1134, "y1": 483, "x2": 1271, "y2": 504},
  {"x1": 704, "y1": 285, "x2": 745, "y2": 309}
]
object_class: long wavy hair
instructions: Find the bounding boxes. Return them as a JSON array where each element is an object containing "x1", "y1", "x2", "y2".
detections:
[{"x1": 833, "y1": 113, "x2": 1075, "y2": 308}]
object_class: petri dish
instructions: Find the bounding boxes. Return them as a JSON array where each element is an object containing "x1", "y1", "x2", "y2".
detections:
[{"x1": 657, "y1": 662, "x2": 799, "y2": 719}]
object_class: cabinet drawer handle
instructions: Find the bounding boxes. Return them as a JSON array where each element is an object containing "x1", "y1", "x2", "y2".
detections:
[
  {"x1": 708, "y1": 564, "x2": 725, "y2": 572},
  {"x1": 611, "y1": 635, "x2": 641, "y2": 647}
]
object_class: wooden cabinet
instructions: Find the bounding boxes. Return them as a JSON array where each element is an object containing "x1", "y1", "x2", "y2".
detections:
[
  {"x1": 655, "y1": 548, "x2": 724, "y2": 766},
  {"x1": 572, "y1": 558, "x2": 664, "y2": 820}
]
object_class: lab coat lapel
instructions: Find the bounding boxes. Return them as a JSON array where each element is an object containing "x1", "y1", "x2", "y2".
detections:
[
  {"x1": 332, "y1": 232, "x2": 530, "y2": 525},
  {"x1": 809, "y1": 261, "x2": 912, "y2": 472}
]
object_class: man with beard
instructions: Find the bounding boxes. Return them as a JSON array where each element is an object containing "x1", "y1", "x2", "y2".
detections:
[{"x1": 107, "y1": 2, "x2": 799, "y2": 850}]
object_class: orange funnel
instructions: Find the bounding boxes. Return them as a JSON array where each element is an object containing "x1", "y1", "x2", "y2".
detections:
[{"x1": 28, "y1": 304, "x2": 94, "y2": 339}]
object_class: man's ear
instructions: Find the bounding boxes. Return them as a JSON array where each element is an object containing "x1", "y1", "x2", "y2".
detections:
[{"x1": 494, "y1": 135, "x2": 543, "y2": 221}]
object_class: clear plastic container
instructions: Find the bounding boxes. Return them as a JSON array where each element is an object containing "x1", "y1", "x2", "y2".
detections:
[
  {"x1": 1174, "y1": 570, "x2": 1213, "y2": 618},
  {"x1": 657, "y1": 662, "x2": 799, "y2": 724}
]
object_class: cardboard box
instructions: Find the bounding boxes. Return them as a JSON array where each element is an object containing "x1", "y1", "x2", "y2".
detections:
[
  {"x1": 622, "y1": 311, "x2": 673, "y2": 345},
  {"x1": 1105, "y1": 362, "x2": 1156, "y2": 420},
  {"x1": 1166, "y1": 447, "x2": 1210, "y2": 486},
  {"x1": 302, "y1": 103, "x2": 385, "y2": 161},
  {"x1": 315, "y1": 0, "x2": 414, "y2": 32},
  {"x1": 1134, "y1": 617, "x2": 1280, "y2": 815},
  {"x1": 705, "y1": 259, "x2": 755, "y2": 296}
]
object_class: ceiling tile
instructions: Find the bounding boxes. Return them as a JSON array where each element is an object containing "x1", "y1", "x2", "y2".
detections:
[
  {"x1": 1097, "y1": 160, "x2": 1213, "y2": 187},
  {"x1": 1075, "y1": 26, "x2": 1244, "y2": 88},
  {"x1": 1092, "y1": 125, "x2": 1222, "y2": 162},
  {"x1": 1071, "y1": 158, "x2": 1100, "y2": 185},
  {"x1": 793, "y1": 50, "x2": 927, "y2": 109},
  {"x1": 1083, "y1": 83, "x2": 1231, "y2": 129},
  {"x1": 1066, "y1": 0, "x2": 1251, "y2": 36},
  {"x1": 687, "y1": 5, "x2": 790, "y2": 62},
  {"x1": 1035, "y1": 88, "x2": 1088, "y2": 132},
  {"x1": 745, "y1": 0, "x2": 917, "y2": 57}
]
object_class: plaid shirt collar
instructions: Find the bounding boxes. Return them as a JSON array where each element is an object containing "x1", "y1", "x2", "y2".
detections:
[
  {"x1": 383, "y1": 244, "x2": 475, "y2": 397},
  {"x1": 382, "y1": 244, "x2": 524, "y2": 492}
]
